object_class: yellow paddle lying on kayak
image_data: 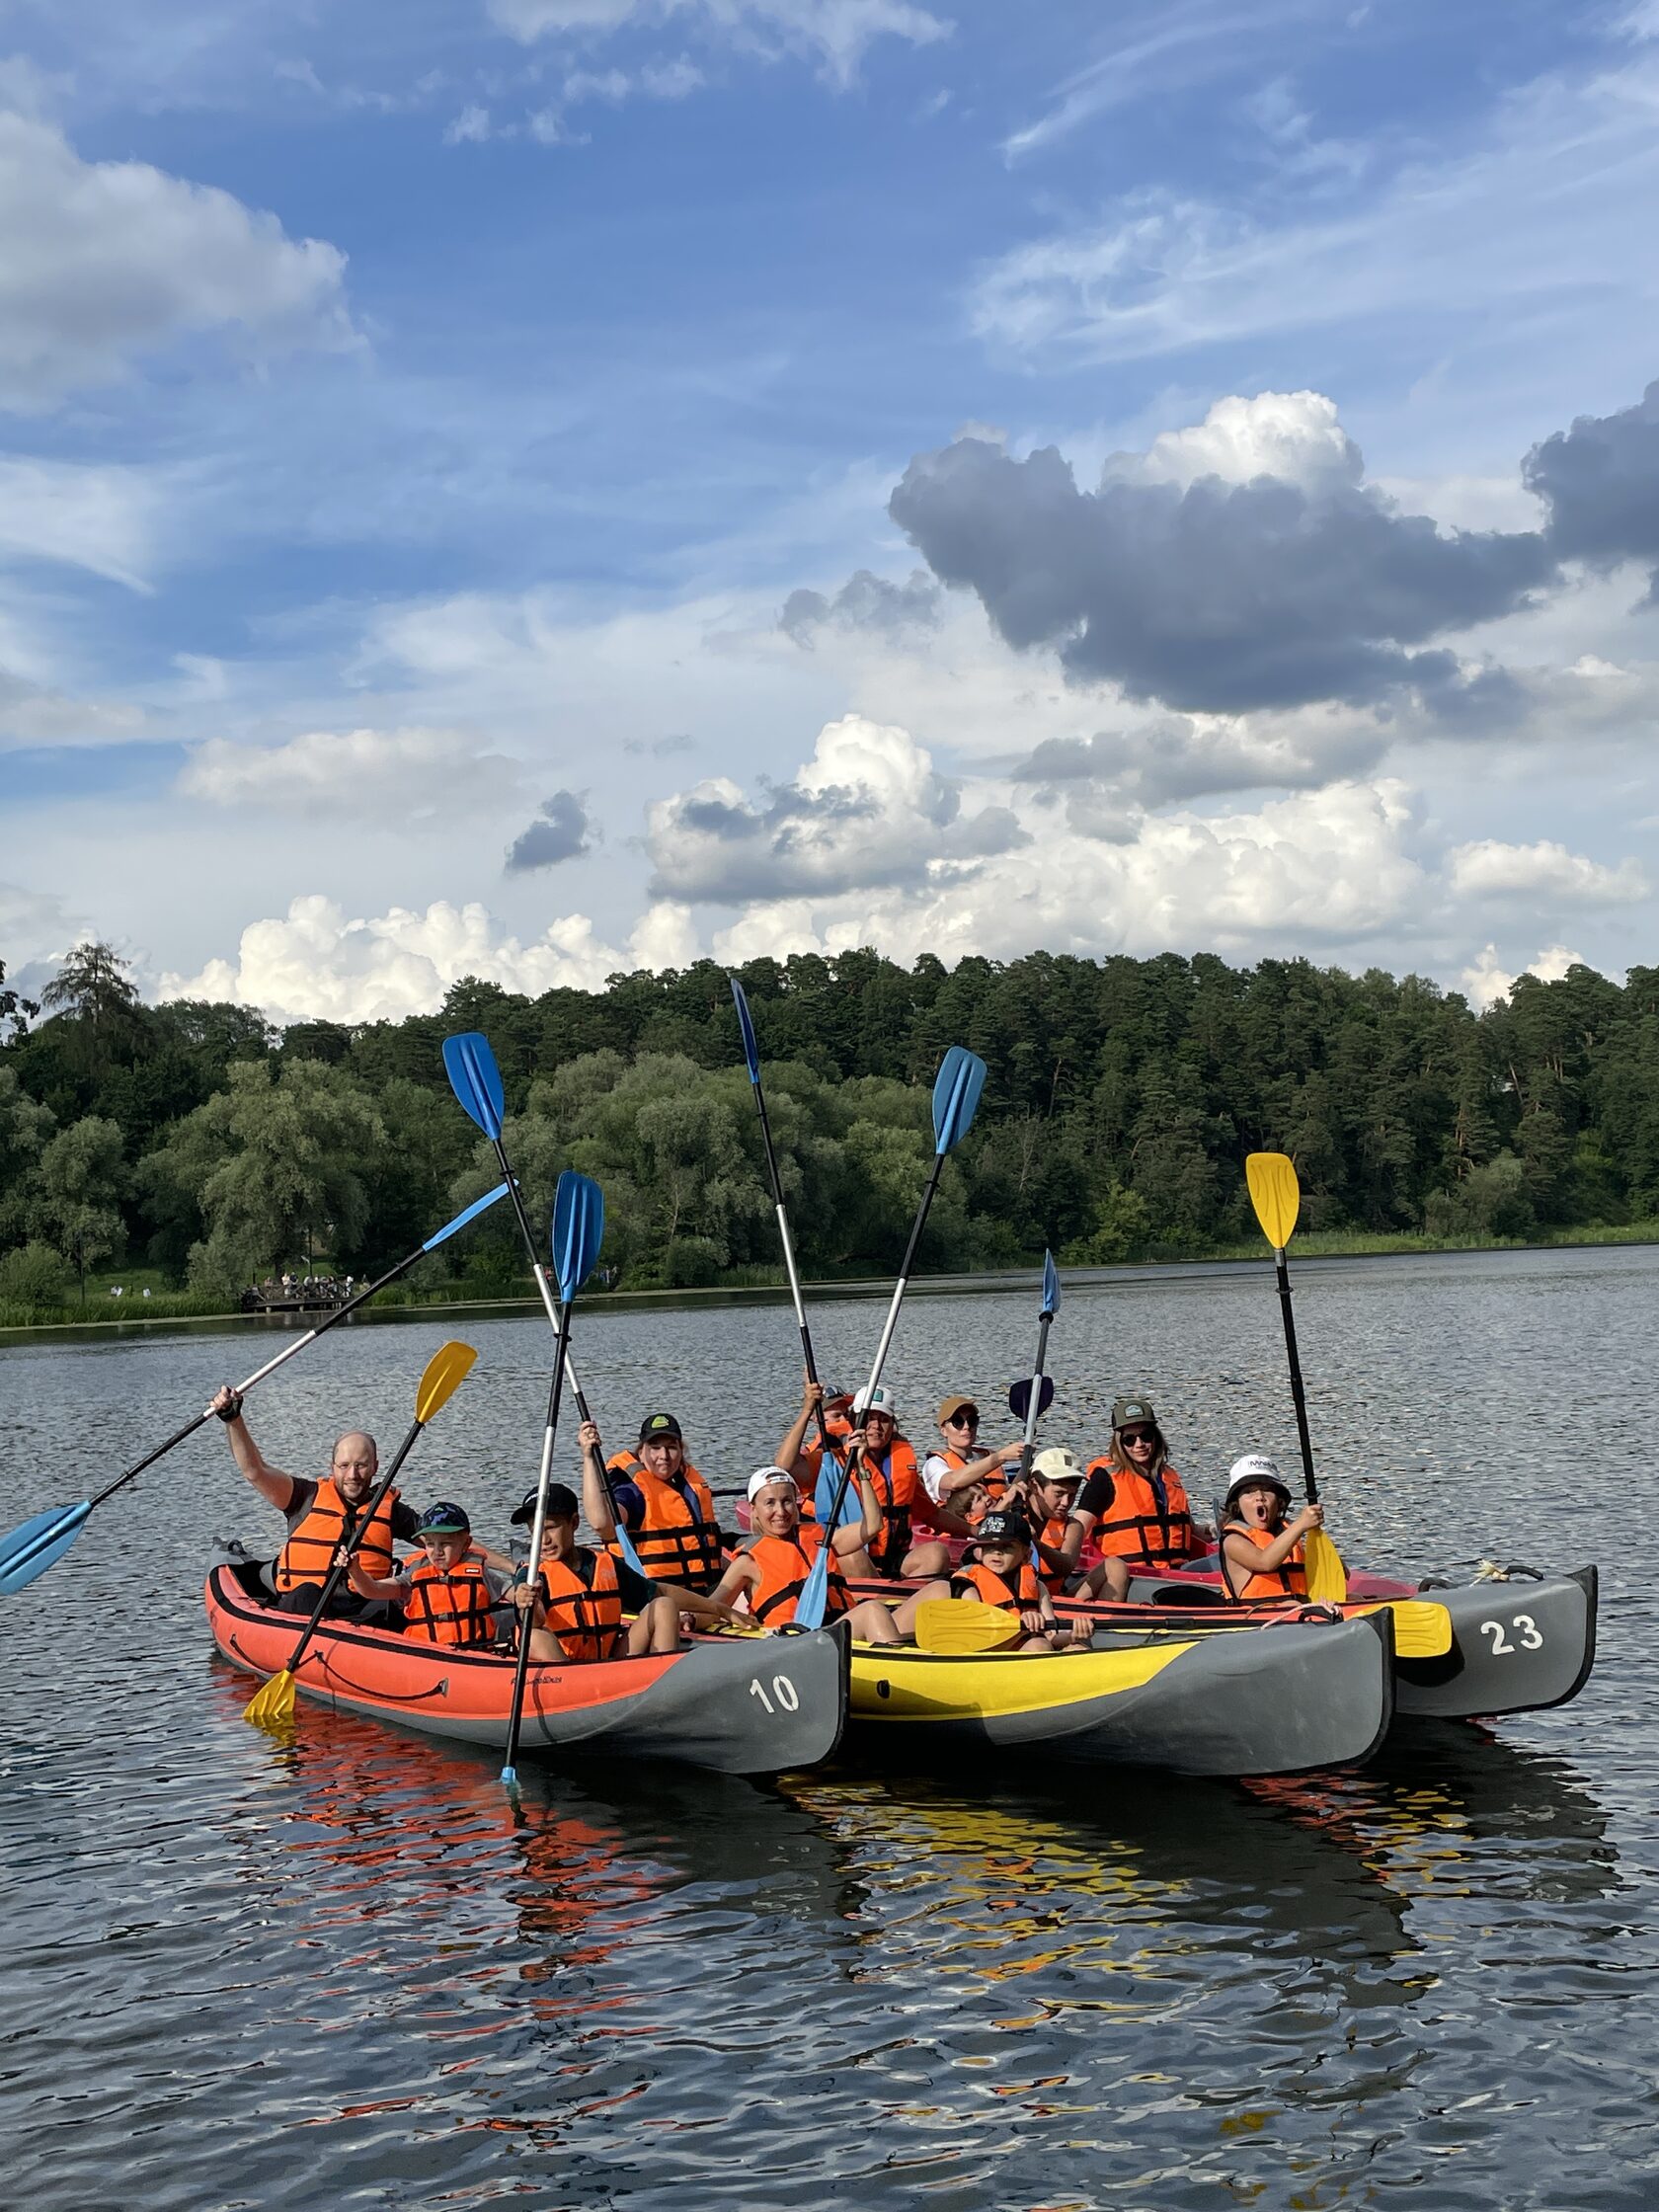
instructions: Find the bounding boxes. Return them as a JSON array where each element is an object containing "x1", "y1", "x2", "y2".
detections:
[
  {"x1": 1245, "y1": 1151, "x2": 1347, "y2": 1605},
  {"x1": 244, "y1": 1340, "x2": 477, "y2": 1728},
  {"x1": 914, "y1": 1595, "x2": 1453, "y2": 1657}
]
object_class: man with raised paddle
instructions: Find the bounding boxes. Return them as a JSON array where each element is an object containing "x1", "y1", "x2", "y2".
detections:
[{"x1": 209, "y1": 1384, "x2": 420, "y2": 1619}]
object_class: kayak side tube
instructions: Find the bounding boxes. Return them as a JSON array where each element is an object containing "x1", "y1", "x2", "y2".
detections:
[
  {"x1": 1390, "y1": 1567, "x2": 1598, "y2": 1720},
  {"x1": 205, "y1": 1563, "x2": 848, "y2": 1777},
  {"x1": 847, "y1": 1610, "x2": 1394, "y2": 1778}
]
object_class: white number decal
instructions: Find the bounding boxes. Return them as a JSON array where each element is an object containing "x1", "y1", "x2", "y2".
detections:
[
  {"x1": 749, "y1": 1675, "x2": 801, "y2": 1713},
  {"x1": 1479, "y1": 1615, "x2": 1544, "y2": 1657}
]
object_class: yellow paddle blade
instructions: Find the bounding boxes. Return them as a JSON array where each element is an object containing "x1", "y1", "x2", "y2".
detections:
[
  {"x1": 243, "y1": 1668, "x2": 297, "y2": 1727},
  {"x1": 1382, "y1": 1600, "x2": 1452, "y2": 1659},
  {"x1": 1246, "y1": 1151, "x2": 1301, "y2": 1250},
  {"x1": 913, "y1": 1599, "x2": 1026, "y2": 1654},
  {"x1": 415, "y1": 1339, "x2": 477, "y2": 1425},
  {"x1": 1304, "y1": 1525, "x2": 1348, "y2": 1604}
]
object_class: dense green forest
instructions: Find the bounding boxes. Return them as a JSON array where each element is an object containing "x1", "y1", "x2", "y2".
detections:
[{"x1": 3, "y1": 938, "x2": 1658, "y2": 1322}]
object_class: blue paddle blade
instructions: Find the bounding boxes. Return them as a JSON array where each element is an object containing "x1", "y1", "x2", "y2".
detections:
[
  {"x1": 931, "y1": 1047, "x2": 988, "y2": 1155},
  {"x1": 551, "y1": 1171, "x2": 604, "y2": 1304},
  {"x1": 0, "y1": 1502, "x2": 91, "y2": 1595},
  {"x1": 422, "y1": 1180, "x2": 511, "y2": 1252},
  {"x1": 1007, "y1": 1375, "x2": 1056, "y2": 1422},
  {"x1": 795, "y1": 1546, "x2": 830, "y2": 1630},
  {"x1": 442, "y1": 1033, "x2": 506, "y2": 1142},
  {"x1": 1043, "y1": 1248, "x2": 1061, "y2": 1317},
  {"x1": 730, "y1": 976, "x2": 761, "y2": 1084}
]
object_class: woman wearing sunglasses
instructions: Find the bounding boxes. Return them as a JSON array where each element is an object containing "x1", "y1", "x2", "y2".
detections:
[
  {"x1": 1058, "y1": 1393, "x2": 1210, "y2": 1599},
  {"x1": 920, "y1": 1394, "x2": 1028, "y2": 1533}
]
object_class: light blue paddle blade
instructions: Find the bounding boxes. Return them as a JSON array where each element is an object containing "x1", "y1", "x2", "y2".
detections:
[
  {"x1": 730, "y1": 976, "x2": 761, "y2": 1084},
  {"x1": 551, "y1": 1172, "x2": 604, "y2": 1304},
  {"x1": 1007, "y1": 1375, "x2": 1056, "y2": 1422},
  {"x1": 0, "y1": 1502, "x2": 92, "y2": 1595},
  {"x1": 813, "y1": 1456, "x2": 863, "y2": 1528},
  {"x1": 1042, "y1": 1248, "x2": 1060, "y2": 1318},
  {"x1": 422, "y1": 1181, "x2": 511, "y2": 1251},
  {"x1": 931, "y1": 1047, "x2": 988, "y2": 1155},
  {"x1": 442, "y1": 1033, "x2": 507, "y2": 1142},
  {"x1": 796, "y1": 1541, "x2": 831, "y2": 1630}
]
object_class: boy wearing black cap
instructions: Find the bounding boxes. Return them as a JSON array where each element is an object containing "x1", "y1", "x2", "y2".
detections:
[
  {"x1": 343, "y1": 1499, "x2": 514, "y2": 1646},
  {"x1": 510, "y1": 1481, "x2": 746, "y2": 1661},
  {"x1": 937, "y1": 1510, "x2": 1090, "y2": 1651}
]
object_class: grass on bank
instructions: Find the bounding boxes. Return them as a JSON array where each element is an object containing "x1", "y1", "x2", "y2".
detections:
[{"x1": 4, "y1": 1221, "x2": 1659, "y2": 1335}]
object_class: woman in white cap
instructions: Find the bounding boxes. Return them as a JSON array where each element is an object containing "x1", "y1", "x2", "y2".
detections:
[
  {"x1": 1219, "y1": 1455, "x2": 1323, "y2": 1604},
  {"x1": 824, "y1": 1384, "x2": 951, "y2": 1581},
  {"x1": 711, "y1": 1466, "x2": 912, "y2": 1642}
]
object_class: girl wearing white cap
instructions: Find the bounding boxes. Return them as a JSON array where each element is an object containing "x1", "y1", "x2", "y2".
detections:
[
  {"x1": 711, "y1": 1466, "x2": 911, "y2": 1643},
  {"x1": 1219, "y1": 1455, "x2": 1323, "y2": 1603}
]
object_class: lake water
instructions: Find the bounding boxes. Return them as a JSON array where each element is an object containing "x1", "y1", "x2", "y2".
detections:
[{"x1": 2, "y1": 1245, "x2": 1654, "y2": 2209}]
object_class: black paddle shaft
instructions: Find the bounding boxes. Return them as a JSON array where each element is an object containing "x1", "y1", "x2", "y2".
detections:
[
  {"x1": 1273, "y1": 1251, "x2": 1320, "y2": 1503},
  {"x1": 86, "y1": 1243, "x2": 428, "y2": 1514},
  {"x1": 276, "y1": 1414, "x2": 428, "y2": 1680}
]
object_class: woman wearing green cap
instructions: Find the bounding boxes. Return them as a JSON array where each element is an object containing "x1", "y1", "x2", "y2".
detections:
[{"x1": 1059, "y1": 1394, "x2": 1210, "y2": 1597}]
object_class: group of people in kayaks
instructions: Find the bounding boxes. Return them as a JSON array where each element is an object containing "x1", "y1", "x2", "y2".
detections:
[{"x1": 210, "y1": 1371, "x2": 1326, "y2": 1665}]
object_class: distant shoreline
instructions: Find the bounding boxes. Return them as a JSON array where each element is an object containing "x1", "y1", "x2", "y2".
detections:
[{"x1": 4, "y1": 1221, "x2": 1657, "y2": 1346}]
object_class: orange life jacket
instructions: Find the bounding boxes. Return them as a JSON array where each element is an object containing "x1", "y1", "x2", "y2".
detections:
[
  {"x1": 275, "y1": 1477, "x2": 400, "y2": 1593},
  {"x1": 1031, "y1": 1510, "x2": 1073, "y2": 1594},
  {"x1": 748, "y1": 1525, "x2": 847, "y2": 1625},
  {"x1": 861, "y1": 1439, "x2": 920, "y2": 1573},
  {"x1": 951, "y1": 1557, "x2": 1044, "y2": 1612},
  {"x1": 536, "y1": 1547, "x2": 626, "y2": 1663},
  {"x1": 795, "y1": 1410, "x2": 854, "y2": 1514},
  {"x1": 1222, "y1": 1520, "x2": 1307, "y2": 1604},
  {"x1": 606, "y1": 1451, "x2": 724, "y2": 1590},
  {"x1": 402, "y1": 1550, "x2": 496, "y2": 1648},
  {"x1": 930, "y1": 1446, "x2": 1008, "y2": 1527},
  {"x1": 1084, "y1": 1460, "x2": 1198, "y2": 1567}
]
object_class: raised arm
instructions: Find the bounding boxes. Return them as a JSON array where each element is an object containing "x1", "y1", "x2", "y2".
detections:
[
  {"x1": 775, "y1": 1376, "x2": 822, "y2": 1478},
  {"x1": 577, "y1": 1421, "x2": 619, "y2": 1541},
  {"x1": 210, "y1": 1385, "x2": 297, "y2": 1514}
]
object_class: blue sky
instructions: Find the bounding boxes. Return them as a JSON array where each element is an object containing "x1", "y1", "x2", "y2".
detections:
[{"x1": 4, "y1": 0, "x2": 1659, "y2": 1018}]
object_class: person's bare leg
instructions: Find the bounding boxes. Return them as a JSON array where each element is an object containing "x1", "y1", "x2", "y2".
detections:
[
  {"x1": 892, "y1": 1578, "x2": 952, "y2": 1636},
  {"x1": 845, "y1": 1598, "x2": 901, "y2": 1644},
  {"x1": 902, "y1": 1540, "x2": 951, "y2": 1578}
]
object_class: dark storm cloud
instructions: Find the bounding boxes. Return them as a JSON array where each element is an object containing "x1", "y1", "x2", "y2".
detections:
[
  {"x1": 1012, "y1": 715, "x2": 1389, "y2": 809},
  {"x1": 780, "y1": 568, "x2": 942, "y2": 646},
  {"x1": 887, "y1": 435, "x2": 1553, "y2": 713},
  {"x1": 504, "y1": 789, "x2": 592, "y2": 873},
  {"x1": 1526, "y1": 379, "x2": 1659, "y2": 592}
]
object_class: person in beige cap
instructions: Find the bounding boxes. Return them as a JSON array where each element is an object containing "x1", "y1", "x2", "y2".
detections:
[
  {"x1": 920, "y1": 1393, "x2": 1028, "y2": 1531},
  {"x1": 1018, "y1": 1446, "x2": 1116, "y2": 1598}
]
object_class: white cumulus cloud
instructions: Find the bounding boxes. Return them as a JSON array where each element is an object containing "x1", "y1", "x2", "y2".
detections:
[
  {"x1": 157, "y1": 895, "x2": 700, "y2": 1024},
  {"x1": 1447, "y1": 838, "x2": 1648, "y2": 904},
  {"x1": 1460, "y1": 942, "x2": 1587, "y2": 1008},
  {"x1": 0, "y1": 106, "x2": 354, "y2": 410},
  {"x1": 1103, "y1": 390, "x2": 1363, "y2": 495}
]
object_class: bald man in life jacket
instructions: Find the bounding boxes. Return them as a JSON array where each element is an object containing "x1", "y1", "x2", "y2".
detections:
[{"x1": 210, "y1": 1383, "x2": 420, "y2": 1618}]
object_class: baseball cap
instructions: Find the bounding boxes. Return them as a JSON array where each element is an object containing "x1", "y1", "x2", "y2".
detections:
[
  {"x1": 511, "y1": 1481, "x2": 581, "y2": 1525},
  {"x1": 747, "y1": 1465, "x2": 798, "y2": 1503},
  {"x1": 937, "y1": 1393, "x2": 979, "y2": 1426},
  {"x1": 638, "y1": 1412, "x2": 682, "y2": 1444},
  {"x1": 1030, "y1": 1447, "x2": 1083, "y2": 1485},
  {"x1": 852, "y1": 1383, "x2": 899, "y2": 1419},
  {"x1": 1111, "y1": 1394, "x2": 1158, "y2": 1432},
  {"x1": 416, "y1": 1500, "x2": 470, "y2": 1535},
  {"x1": 975, "y1": 1509, "x2": 1031, "y2": 1546},
  {"x1": 1224, "y1": 1454, "x2": 1292, "y2": 1508},
  {"x1": 822, "y1": 1384, "x2": 854, "y2": 1409}
]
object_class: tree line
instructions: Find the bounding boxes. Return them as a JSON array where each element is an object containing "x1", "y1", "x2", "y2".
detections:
[{"x1": 2, "y1": 940, "x2": 1657, "y2": 1314}]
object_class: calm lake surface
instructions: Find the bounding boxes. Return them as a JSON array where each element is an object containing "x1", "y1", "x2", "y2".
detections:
[{"x1": 2, "y1": 1245, "x2": 1654, "y2": 2210}]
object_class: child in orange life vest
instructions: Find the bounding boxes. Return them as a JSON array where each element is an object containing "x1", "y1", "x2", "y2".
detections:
[
  {"x1": 509, "y1": 1482, "x2": 749, "y2": 1662},
  {"x1": 1017, "y1": 1448, "x2": 1115, "y2": 1599},
  {"x1": 342, "y1": 1500, "x2": 514, "y2": 1646},
  {"x1": 711, "y1": 1466, "x2": 908, "y2": 1643},
  {"x1": 1218, "y1": 1455, "x2": 1323, "y2": 1604},
  {"x1": 925, "y1": 1509, "x2": 1090, "y2": 1651}
]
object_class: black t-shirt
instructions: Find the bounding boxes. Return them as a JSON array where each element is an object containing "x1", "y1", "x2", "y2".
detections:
[
  {"x1": 1077, "y1": 1465, "x2": 1116, "y2": 1524},
  {"x1": 281, "y1": 1476, "x2": 421, "y2": 1543}
]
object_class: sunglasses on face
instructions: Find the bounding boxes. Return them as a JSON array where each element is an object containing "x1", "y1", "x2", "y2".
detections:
[
  {"x1": 1119, "y1": 1428, "x2": 1157, "y2": 1447},
  {"x1": 945, "y1": 1412, "x2": 979, "y2": 1429}
]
